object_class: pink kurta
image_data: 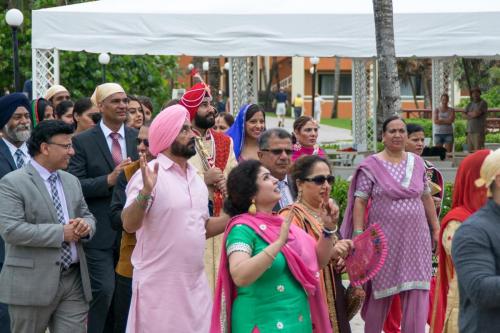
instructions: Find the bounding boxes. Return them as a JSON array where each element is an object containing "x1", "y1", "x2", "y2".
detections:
[{"x1": 125, "y1": 154, "x2": 211, "y2": 333}]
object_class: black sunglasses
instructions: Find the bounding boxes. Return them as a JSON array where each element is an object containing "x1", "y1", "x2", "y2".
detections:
[
  {"x1": 261, "y1": 148, "x2": 292, "y2": 156},
  {"x1": 303, "y1": 175, "x2": 335, "y2": 185},
  {"x1": 136, "y1": 138, "x2": 149, "y2": 147}
]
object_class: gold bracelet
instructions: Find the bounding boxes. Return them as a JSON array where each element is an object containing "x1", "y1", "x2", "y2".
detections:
[{"x1": 262, "y1": 249, "x2": 276, "y2": 261}]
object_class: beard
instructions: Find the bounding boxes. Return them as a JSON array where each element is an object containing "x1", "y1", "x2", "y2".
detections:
[
  {"x1": 3, "y1": 124, "x2": 31, "y2": 143},
  {"x1": 194, "y1": 112, "x2": 215, "y2": 129},
  {"x1": 171, "y1": 137, "x2": 197, "y2": 158}
]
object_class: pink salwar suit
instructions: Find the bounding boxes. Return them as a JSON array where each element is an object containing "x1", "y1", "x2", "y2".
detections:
[{"x1": 124, "y1": 154, "x2": 212, "y2": 333}]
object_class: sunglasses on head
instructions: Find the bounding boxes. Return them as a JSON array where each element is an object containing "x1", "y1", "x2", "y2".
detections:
[
  {"x1": 136, "y1": 138, "x2": 149, "y2": 147},
  {"x1": 261, "y1": 148, "x2": 292, "y2": 156},
  {"x1": 303, "y1": 175, "x2": 335, "y2": 185}
]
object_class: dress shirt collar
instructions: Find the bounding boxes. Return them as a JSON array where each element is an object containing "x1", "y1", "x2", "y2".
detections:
[
  {"x1": 100, "y1": 121, "x2": 125, "y2": 139},
  {"x1": 157, "y1": 153, "x2": 198, "y2": 182},
  {"x1": 2, "y1": 138, "x2": 28, "y2": 157},
  {"x1": 30, "y1": 159, "x2": 57, "y2": 182}
]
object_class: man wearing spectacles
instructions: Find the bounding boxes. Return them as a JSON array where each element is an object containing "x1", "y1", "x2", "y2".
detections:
[
  {"x1": 0, "y1": 120, "x2": 95, "y2": 332},
  {"x1": 257, "y1": 128, "x2": 296, "y2": 212}
]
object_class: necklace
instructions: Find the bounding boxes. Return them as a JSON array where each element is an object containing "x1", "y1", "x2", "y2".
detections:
[{"x1": 299, "y1": 200, "x2": 322, "y2": 223}]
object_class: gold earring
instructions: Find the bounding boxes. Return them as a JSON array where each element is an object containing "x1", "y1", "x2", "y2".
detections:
[{"x1": 248, "y1": 199, "x2": 257, "y2": 215}]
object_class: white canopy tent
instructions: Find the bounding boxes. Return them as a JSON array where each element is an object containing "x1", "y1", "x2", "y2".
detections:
[
  {"x1": 33, "y1": 0, "x2": 500, "y2": 57},
  {"x1": 31, "y1": 0, "x2": 500, "y2": 150}
]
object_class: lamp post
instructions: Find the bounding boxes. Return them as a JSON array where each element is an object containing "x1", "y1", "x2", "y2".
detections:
[
  {"x1": 223, "y1": 61, "x2": 230, "y2": 98},
  {"x1": 202, "y1": 61, "x2": 209, "y2": 85},
  {"x1": 310, "y1": 56, "x2": 320, "y2": 102},
  {"x1": 98, "y1": 53, "x2": 111, "y2": 83},
  {"x1": 187, "y1": 63, "x2": 194, "y2": 87},
  {"x1": 6, "y1": 9, "x2": 24, "y2": 92}
]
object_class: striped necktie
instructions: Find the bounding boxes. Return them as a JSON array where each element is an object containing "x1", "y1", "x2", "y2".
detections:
[
  {"x1": 278, "y1": 180, "x2": 291, "y2": 208},
  {"x1": 14, "y1": 149, "x2": 24, "y2": 169},
  {"x1": 48, "y1": 173, "x2": 73, "y2": 269}
]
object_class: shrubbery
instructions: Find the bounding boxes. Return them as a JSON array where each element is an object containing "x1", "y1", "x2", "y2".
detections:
[{"x1": 405, "y1": 119, "x2": 499, "y2": 151}]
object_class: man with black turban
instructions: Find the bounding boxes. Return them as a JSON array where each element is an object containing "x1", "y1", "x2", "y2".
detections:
[{"x1": 0, "y1": 92, "x2": 32, "y2": 333}]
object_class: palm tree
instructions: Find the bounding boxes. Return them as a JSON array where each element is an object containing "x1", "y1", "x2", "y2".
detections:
[
  {"x1": 331, "y1": 56, "x2": 341, "y2": 118},
  {"x1": 373, "y1": 0, "x2": 401, "y2": 124}
]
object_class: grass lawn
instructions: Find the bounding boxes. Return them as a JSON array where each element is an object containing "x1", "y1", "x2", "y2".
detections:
[
  {"x1": 320, "y1": 118, "x2": 352, "y2": 130},
  {"x1": 266, "y1": 112, "x2": 352, "y2": 130}
]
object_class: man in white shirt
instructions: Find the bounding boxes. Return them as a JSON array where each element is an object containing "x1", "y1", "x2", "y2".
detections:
[
  {"x1": 257, "y1": 128, "x2": 296, "y2": 211},
  {"x1": 0, "y1": 120, "x2": 95, "y2": 332},
  {"x1": 0, "y1": 92, "x2": 32, "y2": 333}
]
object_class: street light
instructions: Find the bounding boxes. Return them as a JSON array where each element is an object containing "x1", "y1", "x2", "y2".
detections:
[
  {"x1": 202, "y1": 61, "x2": 209, "y2": 84},
  {"x1": 187, "y1": 63, "x2": 194, "y2": 86},
  {"x1": 6, "y1": 9, "x2": 24, "y2": 92},
  {"x1": 98, "y1": 53, "x2": 111, "y2": 83},
  {"x1": 223, "y1": 62, "x2": 230, "y2": 97},
  {"x1": 309, "y1": 57, "x2": 320, "y2": 116}
]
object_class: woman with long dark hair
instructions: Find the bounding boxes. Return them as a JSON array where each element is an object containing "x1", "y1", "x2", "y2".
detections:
[
  {"x1": 226, "y1": 104, "x2": 265, "y2": 161},
  {"x1": 211, "y1": 160, "x2": 351, "y2": 332}
]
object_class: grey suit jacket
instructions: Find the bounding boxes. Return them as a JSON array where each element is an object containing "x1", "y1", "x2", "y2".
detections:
[
  {"x1": 0, "y1": 163, "x2": 96, "y2": 306},
  {"x1": 0, "y1": 139, "x2": 18, "y2": 266}
]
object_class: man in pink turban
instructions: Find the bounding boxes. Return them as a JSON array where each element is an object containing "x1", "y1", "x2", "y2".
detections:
[{"x1": 121, "y1": 105, "x2": 230, "y2": 333}]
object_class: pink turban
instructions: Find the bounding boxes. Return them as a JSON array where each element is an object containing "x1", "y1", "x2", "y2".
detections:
[{"x1": 149, "y1": 105, "x2": 190, "y2": 157}]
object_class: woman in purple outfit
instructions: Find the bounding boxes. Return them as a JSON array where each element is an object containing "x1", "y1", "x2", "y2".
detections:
[{"x1": 340, "y1": 116, "x2": 440, "y2": 333}]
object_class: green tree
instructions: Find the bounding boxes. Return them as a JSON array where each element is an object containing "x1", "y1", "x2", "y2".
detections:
[{"x1": 1, "y1": 0, "x2": 179, "y2": 111}]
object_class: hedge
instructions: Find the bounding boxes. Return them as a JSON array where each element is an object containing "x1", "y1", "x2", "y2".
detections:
[
  {"x1": 331, "y1": 179, "x2": 454, "y2": 226},
  {"x1": 405, "y1": 119, "x2": 499, "y2": 151}
]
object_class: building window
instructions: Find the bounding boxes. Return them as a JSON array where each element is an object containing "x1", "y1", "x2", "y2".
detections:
[
  {"x1": 400, "y1": 75, "x2": 424, "y2": 97},
  {"x1": 318, "y1": 73, "x2": 352, "y2": 96}
]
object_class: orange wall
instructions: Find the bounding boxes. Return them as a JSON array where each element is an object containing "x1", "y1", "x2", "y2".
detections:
[{"x1": 301, "y1": 99, "x2": 426, "y2": 119}]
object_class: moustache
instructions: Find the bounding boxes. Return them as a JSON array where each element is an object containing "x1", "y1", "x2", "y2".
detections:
[{"x1": 15, "y1": 125, "x2": 30, "y2": 131}]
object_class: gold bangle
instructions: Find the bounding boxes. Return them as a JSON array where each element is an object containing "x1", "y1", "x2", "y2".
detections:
[{"x1": 262, "y1": 249, "x2": 276, "y2": 261}]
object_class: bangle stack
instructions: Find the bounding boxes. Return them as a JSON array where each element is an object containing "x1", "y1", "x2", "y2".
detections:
[
  {"x1": 322, "y1": 227, "x2": 337, "y2": 239},
  {"x1": 353, "y1": 229, "x2": 364, "y2": 236},
  {"x1": 136, "y1": 191, "x2": 152, "y2": 209}
]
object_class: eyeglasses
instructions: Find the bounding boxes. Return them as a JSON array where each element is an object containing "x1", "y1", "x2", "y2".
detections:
[
  {"x1": 261, "y1": 148, "x2": 292, "y2": 156},
  {"x1": 303, "y1": 175, "x2": 335, "y2": 185},
  {"x1": 136, "y1": 138, "x2": 149, "y2": 147},
  {"x1": 47, "y1": 142, "x2": 73, "y2": 150}
]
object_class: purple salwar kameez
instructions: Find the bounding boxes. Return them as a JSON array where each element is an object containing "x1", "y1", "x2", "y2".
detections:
[{"x1": 341, "y1": 153, "x2": 432, "y2": 333}]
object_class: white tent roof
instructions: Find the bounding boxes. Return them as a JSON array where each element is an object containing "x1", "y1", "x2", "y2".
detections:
[{"x1": 32, "y1": 0, "x2": 500, "y2": 58}]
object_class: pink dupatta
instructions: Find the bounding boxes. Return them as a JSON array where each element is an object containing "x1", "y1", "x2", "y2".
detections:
[
  {"x1": 210, "y1": 212, "x2": 332, "y2": 333},
  {"x1": 340, "y1": 153, "x2": 426, "y2": 239}
]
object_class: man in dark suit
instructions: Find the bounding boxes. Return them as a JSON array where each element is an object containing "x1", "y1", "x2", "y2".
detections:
[
  {"x1": 0, "y1": 93, "x2": 32, "y2": 333},
  {"x1": 257, "y1": 128, "x2": 296, "y2": 212},
  {"x1": 0, "y1": 120, "x2": 95, "y2": 332},
  {"x1": 68, "y1": 83, "x2": 138, "y2": 333}
]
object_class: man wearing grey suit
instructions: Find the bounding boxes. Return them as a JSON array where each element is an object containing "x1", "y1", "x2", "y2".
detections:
[
  {"x1": 0, "y1": 92, "x2": 32, "y2": 333},
  {"x1": 0, "y1": 120, "x2": 96, "y2": 333}
]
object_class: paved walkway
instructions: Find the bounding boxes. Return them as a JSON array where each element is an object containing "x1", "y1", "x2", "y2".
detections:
[{"x1": 266, "y1": 116, "x2": 353, "y2": 143}]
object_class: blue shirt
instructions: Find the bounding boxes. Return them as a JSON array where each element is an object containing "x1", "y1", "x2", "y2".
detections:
[{"x1": 275, "y1": 92, "x2": 287, "y2": 103}]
